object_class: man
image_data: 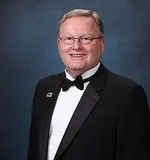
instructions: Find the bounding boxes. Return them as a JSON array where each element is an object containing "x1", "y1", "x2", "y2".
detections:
[{"x1": 27, "y1": 9, "x2": 150, "y2": 160}]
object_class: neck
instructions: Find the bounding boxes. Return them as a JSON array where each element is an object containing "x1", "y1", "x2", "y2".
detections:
[
  {"x1": 65, "y1": 63, "x2": 100, "y2": 78},
  {"x1": 66, "y1": 69, "x2": 86, "y2": 78}
]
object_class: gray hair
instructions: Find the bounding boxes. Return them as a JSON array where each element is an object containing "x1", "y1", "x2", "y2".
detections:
[{"x1": 58, "y1": 9, "x2": 104, "y2": 35}]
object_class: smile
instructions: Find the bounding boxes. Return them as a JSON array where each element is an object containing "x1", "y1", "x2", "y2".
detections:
[{"x1": 70, "y1": 54, "x2": 86, "y2": 57}]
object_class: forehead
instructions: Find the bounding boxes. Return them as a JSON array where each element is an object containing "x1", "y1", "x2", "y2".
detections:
[{"x1": 59, "y1": 16, "x2": 99, "y2": 35}]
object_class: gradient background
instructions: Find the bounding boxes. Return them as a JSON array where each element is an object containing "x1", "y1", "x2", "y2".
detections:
[{"x1": 1, "y1": 0, "x2": 150, "y2": 160}]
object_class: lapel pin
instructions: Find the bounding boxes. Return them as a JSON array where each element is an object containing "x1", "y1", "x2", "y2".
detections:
[{"x1": 47, "y1": 92, "x2": 53, "y2": 97}]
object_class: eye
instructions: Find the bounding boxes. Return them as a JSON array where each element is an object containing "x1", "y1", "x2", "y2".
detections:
[
  {"x1": 81, "y1": 36, "x2": 92, "y2": 41},
  {"x1": 64, "y1": 36, "x2": 73, "y2": 41}
]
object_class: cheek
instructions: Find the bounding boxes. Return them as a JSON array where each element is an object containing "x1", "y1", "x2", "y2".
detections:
[
  {"x1": 59, "y1": 45, "x2": 72, "y2": 54},
  {"x1": 85, "y1": 45, "x2": 96, "y2": 56},
  {"x1": 86, "y1": 46, "x2": 101, "y2": 60}
]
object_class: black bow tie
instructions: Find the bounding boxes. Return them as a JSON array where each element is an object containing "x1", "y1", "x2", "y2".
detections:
[{"x1": 62, "y1": 75, "x2": 91, "y2": 91}]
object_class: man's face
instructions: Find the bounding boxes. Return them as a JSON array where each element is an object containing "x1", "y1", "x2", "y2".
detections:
[{"x1": 57, "y1": 16, "x2": 104, "y2": 76}]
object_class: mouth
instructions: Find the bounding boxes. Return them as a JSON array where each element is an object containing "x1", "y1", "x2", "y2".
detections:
[{"x1": 70, "y1": 54, "x2": 86, "y2": 57}]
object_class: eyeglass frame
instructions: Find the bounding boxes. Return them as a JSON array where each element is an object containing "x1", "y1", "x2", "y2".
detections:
[{"x1": 58, "y1": 35, "x2": 104, "y2": 45}]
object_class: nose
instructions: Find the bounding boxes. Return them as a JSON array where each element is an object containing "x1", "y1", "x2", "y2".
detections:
[{"x1": 72, "y1": 39, "x2": 81, "y2": 50}]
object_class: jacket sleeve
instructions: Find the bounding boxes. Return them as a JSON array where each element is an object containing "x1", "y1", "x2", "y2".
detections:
[
  {"x1": 116, "y1": 85, "x2": 150, "y2": 160},
  {"x1": 27, "y1": 81, "x2": 41, "y2": 160}
]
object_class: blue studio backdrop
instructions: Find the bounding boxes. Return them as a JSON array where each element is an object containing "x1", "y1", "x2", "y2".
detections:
[{"x1": 0, "y1": 0, "x2": 150, "y2": 160}]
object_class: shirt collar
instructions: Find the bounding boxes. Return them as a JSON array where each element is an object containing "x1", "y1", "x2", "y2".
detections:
[{"x1": 65, "y1": 62, "x2": 100, "y2": 81}]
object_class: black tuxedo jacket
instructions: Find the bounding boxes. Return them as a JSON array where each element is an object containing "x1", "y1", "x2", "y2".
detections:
[{"x1": 27, "y1": 63, "x2": 150, "y2": 160}]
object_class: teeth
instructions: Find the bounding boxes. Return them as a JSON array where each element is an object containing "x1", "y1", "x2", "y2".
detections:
[{"x1": 71, "y1": 54, "x2": 84, "y2": 57}]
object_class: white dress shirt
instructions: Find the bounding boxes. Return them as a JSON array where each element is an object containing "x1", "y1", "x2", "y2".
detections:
[{"x1": 47, "y1": 63, "x2": 100, "y2": 160}]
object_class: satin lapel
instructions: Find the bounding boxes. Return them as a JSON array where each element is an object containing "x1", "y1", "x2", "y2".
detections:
[
  {"x1": 39, "y1": 73, "x2": 63, "y2": 160},
  {"x1": 54, "y1": 63, "x2": 108, "y2": 160}
]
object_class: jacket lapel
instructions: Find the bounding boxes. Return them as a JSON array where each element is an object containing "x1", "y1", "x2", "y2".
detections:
[
  {"x1": 54, "y1": 63, "x2": 108, "y2": 160},
  {"x1": 39, "y1": 73, "x2": 64, "y2": 160}
]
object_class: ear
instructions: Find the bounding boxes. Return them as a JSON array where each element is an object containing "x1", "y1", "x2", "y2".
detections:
[
  {"x1": 100, "y1": 38, "x2": 105, "y2": 53},
  {"x1": 57, "y1": 37, "x2": 60, "y2": 45}
]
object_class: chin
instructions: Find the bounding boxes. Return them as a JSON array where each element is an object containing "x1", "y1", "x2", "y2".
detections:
[{"x1": 69, "y1": 65, "x2": 86, "y2": 71}]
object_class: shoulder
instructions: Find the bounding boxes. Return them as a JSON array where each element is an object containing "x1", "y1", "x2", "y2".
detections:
[
  {"x1": 37, "y1": 72, "x2": 64, "y2": 86},
  {"x1": 106, "y1": 68, "x2": 139, "y2": 89},
  {"x1": 104, "y1": 67, "x2": 147, "y2": 99},
  {"x1": 33, "y1": 72, "x2": 64, "y2": 93},
  {"x1": 104, "y1": 68, "x2": 149, "y2": 111}
]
